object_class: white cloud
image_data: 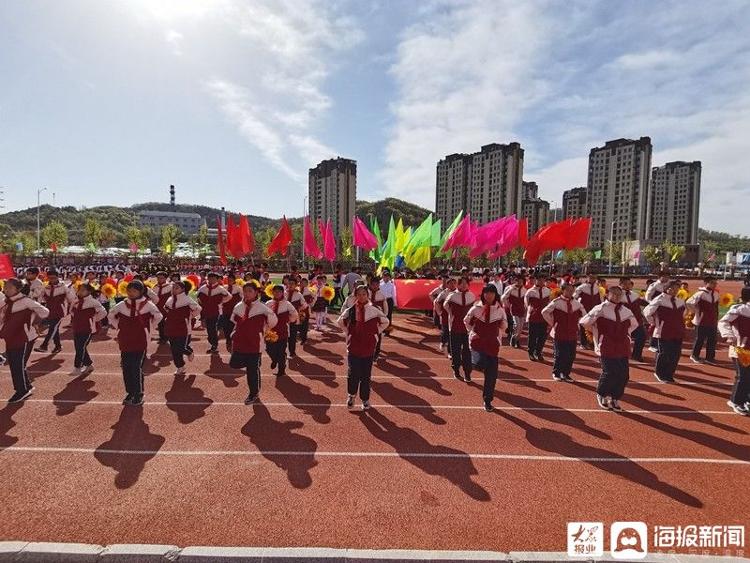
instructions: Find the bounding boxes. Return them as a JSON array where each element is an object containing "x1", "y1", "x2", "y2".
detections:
[
  {"x1": 164, "y1": 29, "x2": 184, "y2": 55},
  {"x1": 380, "y1": 0, "x2": 551, "y2": 208},
  {"x1": 613, "y1": 49, "x2": 680, "y2": 70}
]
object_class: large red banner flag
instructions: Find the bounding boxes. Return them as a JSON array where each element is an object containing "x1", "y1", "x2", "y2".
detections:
[
  {"x1": 216, "y1": 217, "x2": 227, "y2": 266},
  {"x1": 0, "y1": 254, "x2": 13, "y2": 279},
  {"x1": 394, "y1": 279, "x2": 485, "y2": 310}
]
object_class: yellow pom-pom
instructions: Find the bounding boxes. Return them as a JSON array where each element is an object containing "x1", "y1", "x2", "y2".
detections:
[
  {"x1": 720, "y1": 293, "x2": 735, "y2": 307},
  {"x1": 321, "y1": 285, "x2": 335, "y2": 302}
]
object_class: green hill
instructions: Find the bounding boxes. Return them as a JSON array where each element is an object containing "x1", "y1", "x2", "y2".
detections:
[{"x1": 356, "y1": 197, "x2": 432, "y2": 234}]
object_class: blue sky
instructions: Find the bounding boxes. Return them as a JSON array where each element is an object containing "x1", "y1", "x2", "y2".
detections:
[{"x1": 1, "y1": 0, "x2": 749, "y2": 234}]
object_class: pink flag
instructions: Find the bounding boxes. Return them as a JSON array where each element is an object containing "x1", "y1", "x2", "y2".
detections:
[
  {"x1": 442, "y1": 215, "x2": 472, "y2": 251},
  {"x1": 304, "y1": 216, "x2": 323, "y2": 259},
  {"x1": 323, "y1": 219, "x2": 337, "y2": 261},
  {"x1": 352, "y1": 216, "x2": 378, "y2": 251},
  {"x1": 490, "y1": 217, "x2": 520, "y2": 259}
]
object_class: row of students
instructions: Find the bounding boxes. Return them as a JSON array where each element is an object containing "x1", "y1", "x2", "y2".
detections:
[{"x1": 430, "y1": 273, "x2": 749, "y2": 414}]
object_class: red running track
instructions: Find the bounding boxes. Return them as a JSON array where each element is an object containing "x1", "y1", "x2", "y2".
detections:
[{"x1": 1, "y1": 313, "x2": 749, "y2": 554}]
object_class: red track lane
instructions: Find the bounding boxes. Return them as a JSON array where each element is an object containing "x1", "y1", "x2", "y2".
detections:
[{"x1": 1, "y1": 313, "x2": 749, "y2": 554}]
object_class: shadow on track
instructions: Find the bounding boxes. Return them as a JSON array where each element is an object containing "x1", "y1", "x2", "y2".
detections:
[
  {"x1": 0, "y1": 403, "x2": 24, "y2": 449},
  {"x1": 275, "y1": 375, "x2": 332, "y2": 424},
  {"x1": 94, "y1": 406, "x2": 165, "y2": 489},
  {"x1": 241, "y1": 403, "x2": 318, "y2": 489},
  {"x1": 360, "y1": 409, "x2": 490, "y2": 502},
  {"x1": 53, "y1": 374, "x2": 98, "y2": 416},
  {"x1": 371, "y1": 380, "x2": 446, "y2": 425},
  {"x1": 496, "y1": 410, "x2": 702, "y2": 508},
  {"x1": 377, "y1": 355, "x2": 452, "y2": 397},
  {"x1": 165, "y1": 373, "x2": 213, "y2": 424}
]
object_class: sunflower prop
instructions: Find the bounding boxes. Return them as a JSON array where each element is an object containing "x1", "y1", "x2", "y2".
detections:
[
  {"x1": 101, "y1": 283, "x2": 117, "y2": 300},
  {"x1": 186, "y1": 274, "x2": 201, "y2": 291},
  {"x1": 248, "y1": 279, "x2": 261, "y2": 289},
  {"x1": 104, "y1": 277, "x2": 117, "y2": 287},
  {"x1": 584, "y1": 328, "x2": 594, "y2": 345},
  {"x1": 235, "y1": 278, "x2": 245, "y2": 287},
  {"x1": 0, "y1": 279, "x2": 4, "y2": 291},
  {"x1": 321, "y1": 285, "x2": 335, "y2": 302},
  {"x1": 309, "y1": 285, "x2": 319, "y2": 295},
  {"x1": 684, "y1": 310, "x2": 695, "y2": 329},
  {"x1": 676, "y1": 288, "x2": 689, "y2": 301},
  {"x1": 736, "y1": 346, "x2": 750, "y2": 368},
  {"x1": 72, "y1": 280, "x2": 82, "y2": 291},
  {"x1": 720, "y1": 293, "x2": 735, "y2": 308},
  {"x1": 264, "y1": 329, "x2": 279, "y2": 343},
  {"x1": 117, "y1": 280, "x2": 129, "y2": 297},
  {"x1": 144, "y1": 279, "x2": 156, "y2": 289},
  {"x1": 550, "y1": 287, "x2": 562, "y2": 299},
  {"x1": 264, "y1": 283, "x2": 275, "y2": 299},
  {"x1": 639, "y1": 289, "x2": 647, "y2": 298}
]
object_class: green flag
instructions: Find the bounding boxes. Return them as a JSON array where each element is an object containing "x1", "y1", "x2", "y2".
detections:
[
  {"x1": 438, "y1": 210, "x2": 463, "y2": 255},
  {"x1": 379, "y1": 215, "x2": 397, "y2": 271},
  {"x1": 369, "y1": 215, "x2": 382, "y2": 261},
  {"x1": 431, "y1": 219, "x2": 442, "y2": 247},
  {"x1": 594, "y1": 250, "x2": 602, "y2": 259},
  {"x1": 404, "y1": 215, "x2": 433, "y2": 269}
]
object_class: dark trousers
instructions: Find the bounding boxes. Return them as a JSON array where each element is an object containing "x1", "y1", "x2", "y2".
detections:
[
  {"x1": 386, "y1": 298, "x2": 394, "y2": 324},
  {"x1": 73, "y1": 333, "x2": 93, "y2": 368},
  {"x1": 157, "y1": 320, "x2": 166, "y2": 342},
  {"x1": 692, "y1": 325, "x2": 717, "y2": 360},
  {"x1": 441, "y1": 324, "x2": 451, "y2": 353},
  {"x1": 598, "y1": 357, "x2": 629, "y2": 400},
  {"x1": 730, "y1": 359, "x2": 750, "y2": 405},
  {"x1": 449, "y1": 332, "x2": 472, "y2": 377},
  {"x1": 528, "y1": 322, "x2": 548, "y2": 356},
  {"x1": 121, "y1": 351, "x2": 146, "y2": 396},
  {"x1": 267, "y1": 339, "x2": 288, "y2": 374},
  {"x1": 101, "y1": 301, "x2": 110, "y2": 326},
  {"x1": 475, "y1": 351, "x2": 498, "y2": 402},
  {"x1": 347, "y1": 354, "x2": 373, "y2": 401},
  {"x1": 299, "y1": 317, "x2": 309, "y2": 343},
  {"x1": 553, "y1": 340, "x2": 576, "y2": 377},
  {"x1": 230, "y1": 352, "x2": 261, "y2": 395},
  {"x1": 169, "y1": 336, "x2": 190, "y2": 368},
  {"x1": 205, "y1": 317, "x2": 219, "y2": 348},
  {"x1": 219, "y1": 315, "x2": 234, "y2": 348},
  {"x1": 374, "y1": 334, "x2": 382, "y2": 359},
  {"x1": 656, "y1": 339, "x2": 682, "y2": 381},
  {"x1": 631, "y1": 325, "x2": 646, "y2": 360},
  {"x1": 40, "y1": 317, "x2": 62, "y2": 348},
  {"x1": 7, "y1": 342, "x2": 33, "y2": 393},
  {"x1": 288, "y1": 324, "x2": 298, "y2": 356}
]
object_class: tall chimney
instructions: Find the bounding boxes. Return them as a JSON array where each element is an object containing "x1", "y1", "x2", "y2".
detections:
[{"x1": 170, "y1": 184, "x2": 175, "y2": 208}]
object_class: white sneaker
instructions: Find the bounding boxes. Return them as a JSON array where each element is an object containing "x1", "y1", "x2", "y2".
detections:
[
  {"x1": 362, "y1": 400, "x2": 371, "y2": 411},
  {"x1": 81, "y1": 365, "x2": 94, "y2": 376},
  {"x1": 727, "y1": 401, "x2": 749, "y2": 416},
  {"x1": 596, "y1": 394, "x2": 611, "y2": 410},
  {"x1": 71, "y1": 367, "x2": 82, "y2": 376},
  {"x1": 648, "y1": 346, "x2": 658, "y2": 353},
  {"x1": 346, "y1": 395, "x2": 355, "y2": 409},
  {"x1": 609, "y1": 399, "x2": 624, "y2": 412},
  {"x1": 174, "y1": 366, "x2": 186, "y2": 376},
  {"x1": 438, "y1": 343, "x2": 444, "y2": 351}
]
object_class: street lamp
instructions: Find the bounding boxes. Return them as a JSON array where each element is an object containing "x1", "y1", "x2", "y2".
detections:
[
  {"x1": 607, "y1": 219, "x2": 616, "y2": 275},
  {"x1": 302, "y1": 195, "x2": 308, "y2": 266},
  {"x1": 37, "y1": 187, "x2": 48, "y2": 251}
]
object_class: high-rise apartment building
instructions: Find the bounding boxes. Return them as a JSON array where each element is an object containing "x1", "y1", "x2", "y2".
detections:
[
  {"x1": 562, "y1": 187, "x2": 588, "y2": 220},
  {"x1": 435, "y1": 142, "x2": 524, "y2": 225},
  {"x1": 521, "y1": 198, "x2": 550, "y2": 236},
  {"x1": 308, "y1": 157, "x2": 356, "y2": 237},
  {"x1": 587, "y1": 137, "x2": 652, "y2": 247},
  {"x1": 646, "y1": 161, "x2": 701, "y2": 245}
]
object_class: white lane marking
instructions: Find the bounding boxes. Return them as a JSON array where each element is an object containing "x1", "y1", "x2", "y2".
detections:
[
  {"x1": 1, "y1": 445, "x2": 747, "y2": 465},
  {"x1": 25, "y1": 369, "x2": 733, "y2": 385},
  {"x1": 18, "y1": 398, "x2": 741, "y2": 415}
]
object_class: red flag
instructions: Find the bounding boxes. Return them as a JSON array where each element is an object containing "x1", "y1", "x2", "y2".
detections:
[
  {"x1": 394, "y1": 279, "x2": 485, "y2": 310},
  {"x1": 238, "y1": 214, "x2": 255, "y2": 255},
  {"x1": 226, "y1": 215, "x2": 241, "y2": 258},
  {"x1": 518, "y1": 218, "x2": 528, "y2": 247},
  {"x1": 267, "y1": 216, "x2": 293, "y2": 256},
  {"x1": 216, "y1": 217, "x2": 227, "y2": 265},
  {"x1": 564, "y1": 218, "x2": 591, "y2": 250},
  {"x1": 303, "y1": 216, "x2": 323, "y2": 259},
  {"x1": 0, "y1": 254, "x2": 13, "y2": 279}
]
